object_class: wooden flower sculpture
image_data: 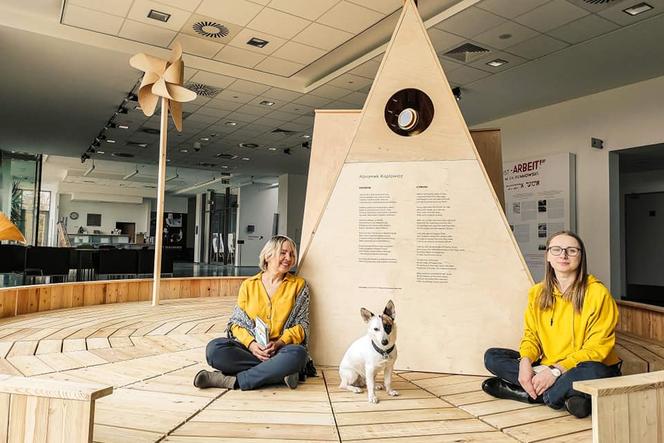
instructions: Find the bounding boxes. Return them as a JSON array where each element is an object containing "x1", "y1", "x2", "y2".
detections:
[
  {"x1": 0, "y1": 212, "x2": 26, "y2": 243},
  {"x1": 129, "y1": 42, "x2": 196, "y2": 131}
]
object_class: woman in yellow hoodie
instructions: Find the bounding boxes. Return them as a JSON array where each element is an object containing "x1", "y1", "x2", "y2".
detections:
[{"x1": 482, "y1": 231, "x2": 621, "y2": 418}]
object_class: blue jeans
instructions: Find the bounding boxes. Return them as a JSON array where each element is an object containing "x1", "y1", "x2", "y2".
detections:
[
  {"x1": 484, "y1": 348, "x2": 621, "y2": 408},
  {"x1": 206, "y1": 337, "x2": 308, "y2": 391}
]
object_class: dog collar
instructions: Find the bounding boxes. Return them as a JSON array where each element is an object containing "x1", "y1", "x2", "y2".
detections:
[{"x1": 371, "y1": 341, "x2": 395, "y2": 359}]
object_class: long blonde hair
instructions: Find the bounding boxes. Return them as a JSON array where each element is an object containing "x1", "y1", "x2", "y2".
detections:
[{"x1": 538, "y1": 230, "x2": 588, "y2": 313}]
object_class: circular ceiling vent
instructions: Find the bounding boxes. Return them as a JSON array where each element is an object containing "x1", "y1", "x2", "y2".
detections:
[
  {"x1": 192, "y1": 21, "x2": 230, "y2": 39},
  {"x1": 184, "y1": 82, "x2": 222, "y2": 98},
  {"x1": 112, "y1": 152, "x2": 135, "y2": 158},
  {"x1": 582, "y1": 0, "x2": 617, "y2": 3}
]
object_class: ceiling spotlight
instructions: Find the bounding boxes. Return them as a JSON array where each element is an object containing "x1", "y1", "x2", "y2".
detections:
[
  {"x1": 97, "y1": 151, "x2": 105, "y2": 155},
  {"x1": 241, "y1": 157, "x2": 250, "y2": 161},
  {"x1": 117, "y1": 107, "x2": 129, "y2": 114},
  {"x1": 225, "y1": 121, "x2": 237, "y2": 126},
  {"x1": 486, "y1": 58, "x2": 508, "y2": 67},
  {"x1": 200, "y1": 137, "x2": 210, "y2": 141},
  {"x1": 247, "y1": 37, "x2": 269, "y2": 48},
  {"x1": 83, "y1": 160, "x2": 96, "y2": 177},
  {"x1": 623, "y1": 2, "x2": 653, "y2": 15},
  {"x1": 239, "y1": 143, "x2": 259, "y2": 148},
  {"x1": 452, "y1": 86, "x2": 462, "y2": 101},
  {"x1": 179, "y1": 148, "x2": 189, "y2": 153},
  {"x1": 106, "y1": 139, "x2": 116, "y2": 143},
  {"x1": 259, "y1": 100, "x2": 275, "y2": 106},
  {"x1": 125, "y1": 93, "x2": 138, "y2": 102},
  {"x1": 147, "y1": 9, "x2": 171, "y2": 22},
  {"x1": 302, "y1": 135, "x2": 311, "y2": 139},
  {"x1": 268, "y1": 147, "x2": 277, "y2": 151}
]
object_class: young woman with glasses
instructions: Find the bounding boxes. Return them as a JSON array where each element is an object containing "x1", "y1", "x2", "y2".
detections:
[{"x1": 481, "y1": 231, "x2": 621, "y2": 418}]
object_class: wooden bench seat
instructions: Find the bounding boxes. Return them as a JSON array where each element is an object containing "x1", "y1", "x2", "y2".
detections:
[
  {"x1": 616, "y1": 331, "x2": 664, "y2": 375},
  {"x1": 0, "y1": 375, "x2": 112, "y2": 442}
]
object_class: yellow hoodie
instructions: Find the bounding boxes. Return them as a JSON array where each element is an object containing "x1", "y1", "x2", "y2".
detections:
[{"x1": 519, "y1": 275, "x2": 620, "y2": 370}]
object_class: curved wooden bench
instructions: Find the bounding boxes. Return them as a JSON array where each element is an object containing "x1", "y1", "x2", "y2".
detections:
[{"x1": 0, "y1": 375, "x2": 112, "y2": 442}]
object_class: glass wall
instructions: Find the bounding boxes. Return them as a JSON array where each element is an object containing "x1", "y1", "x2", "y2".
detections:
[{"x1": 0, "y1": 151, "x2": 43, "y2": 245}]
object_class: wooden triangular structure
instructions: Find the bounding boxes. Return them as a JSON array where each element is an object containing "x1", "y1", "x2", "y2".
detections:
[{"x1": 298, "y1": 0, "x2": 532, "y2": 374}]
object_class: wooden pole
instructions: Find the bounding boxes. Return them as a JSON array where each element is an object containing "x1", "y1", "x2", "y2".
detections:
[{"x1": 152, "y1": 97, "x2": 168, "y2": 306}]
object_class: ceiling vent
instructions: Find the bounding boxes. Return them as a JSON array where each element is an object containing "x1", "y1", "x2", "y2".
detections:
[
  {"x1": 567, "y1": 0, "x2": 620, "y2": 10},
  {"x1": 112, "y1": 152, "x2": 135, "y2": 158},
  {"x1": 582, "y1": 0, "x2": 618, "y2": 3},
  {"x1": 199, "y1": 162, "x2": 217, "y2": 167},
  {"x1": 184, "y1": 82, "x2": 222, "y2": 98},
  {"x1": 271, "y1": 128, "x2": 295, "y2": 134},
  {"x1": 216, "y1": 153, "x2": 238, "y2": 159},
  {"x1": 140, "y1": 127, "x2": 160, "y2": 135},
  {"x1": 443, "y1": 43, "x2": 490, "y2": 63},
  {"x1": 192, "y1": 21, "x2": 230, "y2": 39}
]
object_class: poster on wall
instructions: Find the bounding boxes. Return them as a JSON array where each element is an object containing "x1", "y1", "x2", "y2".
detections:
[
  {"x1": 503, "y1": 152, "x2": 577, "y2": 281},
  {"x1": 150, "y1": 212, "x2": 187, "y2": 248}
]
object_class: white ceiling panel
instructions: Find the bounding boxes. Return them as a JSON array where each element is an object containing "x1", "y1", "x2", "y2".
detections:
[
  {"x1": 339, "y1": 91, "x2": 368, "y2": 106},
  {"x1": 262, "y1": 87, "x2": 302, "y2": 102},
  {"x1": 206, "y1": 100, "x2": 243, "y2": 112},
  {"x1": 428, "y1": 28, "x2": 466, "y2": 53},
  {"x1": 292, "y1": 22, "x2": 353, "y2": 51},
  {"x1": 309, "y1": 83, "x2": 353, "y2": 100},
  {"x1": 197, "y1": 0, "x2": 264, "y2": 26},
  {"x1": 213, "y1": 45, "x2": 266, "y2": 67},
  {"x1": 547, "y1": 14, "x2": 619, "y2": 45},
  {"x1": 255, "y1": 57, "x2": 305, "y2": 77},
  {"x1": 514, "y1": 0, "x2": 589, "y2": 33},
  {"x1": 598, "y1": 0, "x2": 664, "y2": 26},
  {"x1": 278, "y1": 102, "x2": 314, "y2": 115},
  {"x1": 435, "y1": 6, "x2": 505, "y2": 38},
  {"x1": 68, "y1": 0, "x2": 133, "y2": 17},
  {"x1": 188, "y1": 71, "x2": 236, "y2": 88},
  {"x1": 154, "y1": 0, "x2": 202, "y2": 12},
  {"x1": 264, "y1": 109, "x2": 301, "y2": 122},
  {"x1": 227, "y1": 79, "x2": 271, "y2": 95},
  {"x1": 505, "y1": 34, "x2": 568, "y2": 60},
  {"x1": 292, "y1": 95, "x2": 333, "y2": 108},
  {"x1": 267, "y1": 0, "x2": 339, "y2": 21},
  {"x1": 237, "y1": 103, "x2": 277, "y2": 115},
  {"x1": 63, "y1": 5, "x2": 125, "y2": 35},
  {"x1": 127, "y1": 0, "x2": 193, "y2": 32},
  {"x1": 445, "y1": 65, "x2": 491, "y2": 85},
  {"x1": 247, "y1": 7, "x2": 311, "y2": 39},
  {"x1": 271, "y1": 41, "x2": 326, "y2": 65},
  {"x1": 228, "y1": 28, "x2": 286, "y2": 55},
  {"x1": 317, "y1": 1, "x2": 384, "y2": 34},
  {"x1": 225, "y1": 111, "x2": 261, "y2": 123},
  {"x1": 477, "y1": 0, "x2": 549, "y2": 19},
  {"x1": 347, "y1": 0, "x2": 402, "y2": 15},
  {"x1": 214, "y1": 89, "x2": 258, "y2": 104},
  {"x1": 327, "y1": 73, "x2": 373, "y2": 90},
  {"x1": 174, "y1": 33, "x2": 224, "y2": 58},
  {"x1": 473, "y1": 21, "x2": 539, "y2": 50},
  {"x1": 119, "y1": 20, "x2": 177, "y2": 47},
  {"x1": 350, "y1": 59, "x2": 381, "y2": 79}
]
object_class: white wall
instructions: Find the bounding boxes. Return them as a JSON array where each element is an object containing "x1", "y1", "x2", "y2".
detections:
[
  {"x1": 278, "y1": 174, "x2": 307, "y2": 246},
  {"x1": 474, "y1": 74, "x2": 664, "y2": 294},
  {"x1": 59, "y1": 193, "x2": 149, "y2": 235},
  {"x1": 237, "y1": 184, "x2": 278, "y2": 267}
]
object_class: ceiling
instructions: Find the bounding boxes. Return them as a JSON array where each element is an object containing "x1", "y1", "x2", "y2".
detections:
[{"x1": 2, "y1": 0, "x2": 664, "y2": 192}]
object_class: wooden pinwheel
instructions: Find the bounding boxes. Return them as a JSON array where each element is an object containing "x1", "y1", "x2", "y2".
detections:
[
  {"x1": 0, "y1": 212, "x2": 26, "y2": 243},
  {"x1": 129, "y1": 41, "x2": 197, "y2": 306}
]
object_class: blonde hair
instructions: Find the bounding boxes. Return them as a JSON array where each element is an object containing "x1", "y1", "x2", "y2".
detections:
[
  {"x1": 258, "y1": 235, "x2": 298, "y2": 272},
  {"x1": 538, "y1": 230, "x2": 588, "y2": 313}
]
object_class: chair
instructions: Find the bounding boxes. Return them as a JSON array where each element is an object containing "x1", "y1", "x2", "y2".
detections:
[
  {"x1": 23, "y1": 247, "x2": 72, "y2": 284},
  {"x1": 96, "y1": 249, "x2": 138, "y2": 279},
  {"x1": 0, "y1": 244, "x2": 26, "y2": 274}
]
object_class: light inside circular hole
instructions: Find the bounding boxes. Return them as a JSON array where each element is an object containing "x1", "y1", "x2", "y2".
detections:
[{"x1": 397, "y1": 108, "x2": 418, "y2": 130}]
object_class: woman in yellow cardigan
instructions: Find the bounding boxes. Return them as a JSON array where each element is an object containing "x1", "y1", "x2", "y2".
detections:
[
  {"x1": 483, "y1": 231, "x2": 621, "y2": 418},
  {"x1": 194, "y1": 235, "x2": 311, "y2": 390}
]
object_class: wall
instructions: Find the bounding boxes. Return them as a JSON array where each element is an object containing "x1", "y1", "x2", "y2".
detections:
[
  {"x1": 474, "y1": 74, "x2": 664, "y2": 295},
  {"x1": 59, "y1": 193, "x2": 149, "y2": 235},
  {"x1": 278, "y1": 174, "x2": 308, "y2": 247},
  {"x1": 237, "y1": 184, "x2": 278, "y2": 267}
]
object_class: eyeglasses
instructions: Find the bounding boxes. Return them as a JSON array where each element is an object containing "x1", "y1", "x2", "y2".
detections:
[{"x1": 547, "y1": 246, "x2": 581, "y2": 257}]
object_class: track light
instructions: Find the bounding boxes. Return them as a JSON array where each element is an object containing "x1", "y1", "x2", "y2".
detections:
[
  {"x1": 81, "y1": 153, "x2": 90, "y2": 163},
  {"x1": 452, "y1": 86, "x2": 461, "y2": 101},
  {"x1": 83, "y1": 160, "x2": 95, "y2": 176},
  {"x1": 174, "y1": 176, "x2": 229, "y2": 194}
]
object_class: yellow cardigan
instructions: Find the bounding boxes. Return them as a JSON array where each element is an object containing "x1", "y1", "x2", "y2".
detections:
[
  {"x1": 231, "y1": 272, "x2": 306, "y2": 348},
  {"x1": 519, "y1": 275, "x2": 620, "y2": 370}
]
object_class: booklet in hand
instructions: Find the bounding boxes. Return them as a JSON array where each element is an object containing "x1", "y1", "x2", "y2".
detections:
[{"x1": 254, "y1": 316, "x2": 269, "y2": 348}]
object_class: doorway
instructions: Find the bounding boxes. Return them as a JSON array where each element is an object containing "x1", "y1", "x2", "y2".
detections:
[{"x1": 116, "y1": 222, "x2": 136, "y2": 243}]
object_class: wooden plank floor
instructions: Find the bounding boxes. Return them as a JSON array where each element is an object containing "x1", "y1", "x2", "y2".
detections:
[{"x1": 0, "y1": 298, "x2": 593, "y2": 442}]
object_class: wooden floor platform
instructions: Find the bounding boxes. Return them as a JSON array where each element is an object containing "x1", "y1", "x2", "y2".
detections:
[{"x1": 0, "y1": 297, "x2": 599, "y2": 442}]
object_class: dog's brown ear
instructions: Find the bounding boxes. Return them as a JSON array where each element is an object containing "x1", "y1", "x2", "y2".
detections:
[
  {"x1": 383, "y1": 300, "x2": 395, "y2": 319},
  {"x1": 360, "y1": 308, "x2": 373, "y2": 323}
]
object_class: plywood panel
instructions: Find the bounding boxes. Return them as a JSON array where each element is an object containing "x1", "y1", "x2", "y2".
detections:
[{"x1": 298, "y1": 0, "x2": 531, "y2": 374}]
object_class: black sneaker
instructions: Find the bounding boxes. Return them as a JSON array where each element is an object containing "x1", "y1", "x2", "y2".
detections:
[
  {"x1": 565, "y1": 395, "x2": 591, "y2": 418},
  {"x1": 482, "y1": 377, "x2": 533, "y2": 404},
  {"x1": 284, "y1": 372, "x2": 299, "y2": 389}
]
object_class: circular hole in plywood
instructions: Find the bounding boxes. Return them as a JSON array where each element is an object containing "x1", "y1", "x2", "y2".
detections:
[{"x1": 384, "y1": 89, "x2": 434, "y2": 136}]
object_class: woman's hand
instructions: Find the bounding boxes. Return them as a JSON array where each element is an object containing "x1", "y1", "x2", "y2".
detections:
[
  {"x1": 248, "y1": 341, "x2": 271, "y2": 361},
  {"x1": 264, "y1": 340, "x2": 285, "y2": 357},
  {"x1": 532, "y1": 369, "x2": 557, "y2": 396},
  {"x1": 518, "y1": 358, "x2": 538, "y2": 399}
]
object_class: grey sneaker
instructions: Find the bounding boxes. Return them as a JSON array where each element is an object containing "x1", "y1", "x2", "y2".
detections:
[
  {"x1": 284, "y1": 372, "x2": 299, "y2": 389},
  {"x1": 193, "y1": 370, "x2": 237, "y2": 389}
]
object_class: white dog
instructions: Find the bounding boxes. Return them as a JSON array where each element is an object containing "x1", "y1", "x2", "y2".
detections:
[{"x1": 338, "y1": 300, "x2": 399, "y2": 403}]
